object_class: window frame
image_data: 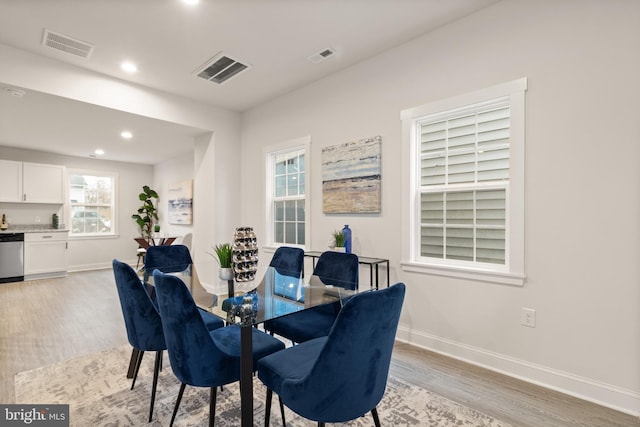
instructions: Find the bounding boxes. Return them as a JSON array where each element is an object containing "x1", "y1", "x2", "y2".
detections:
[
  {"x1": 264, "y1": 136, "x2": 311, "y2": 249},
  {"x1": 68, "y1": 169, "x2": 118, "y2": 239},
  {"x1": 401, "y1": 78, "x2": 527, "y2": 286}
]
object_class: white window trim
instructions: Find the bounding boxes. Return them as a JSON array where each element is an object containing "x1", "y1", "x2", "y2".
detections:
[
  {"x1": 263, "y1": 136, "x2": 311, "y2": 250},
  {"x1": 68, "y1": 169, "x2": 118, "y2": 239},
  {"x1": 401, "y1": 78, "x2": 527, "y2": 286}
]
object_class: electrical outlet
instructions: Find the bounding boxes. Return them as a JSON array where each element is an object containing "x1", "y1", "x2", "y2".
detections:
[{"x1": 521, "y1": 308, "x2": 536, "y2": 328}]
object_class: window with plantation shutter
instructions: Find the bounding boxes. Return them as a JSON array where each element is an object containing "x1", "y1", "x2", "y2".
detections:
[
  {"x1": 401, "y1": 79, "x2": 527, "y2": 286},
  {"x1": 419, "y1": 102, "x2": 509, "y2": 265}
]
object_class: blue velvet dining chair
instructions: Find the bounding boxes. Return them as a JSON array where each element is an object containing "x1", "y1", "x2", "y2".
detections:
[
  {"x1": 270, "y1": 246, "x2": 304, "y2": 285},
  {"x1": 264, "y1": 245, "x2": 304, "y2": 305},
  {"x1": 264, "y1": 251, "x2": 359, "y2": 344},
  {"x1": 269, "y1": 246, "x2": 304, "y2": 274},
  {"x1": 143, "y1": 244, "x2": 192, "y2": 281},
  {"x1": 143, "y1": 244, "x2": 223, "y2": 332},
  {"x1": 152, "y1": 270, "x2": 286, "y2": 427},
  {"x1": 258, "y1": 282, "x2": 406, "y2": 427},
  {"x1": 113, "y1": 259, "x2": 224, "y2": 421},
  {"x1": 112, "y1": 259, "x2": 167, "y2": 423},
  {"x1": 311, "y1": 251, "x2": 359, "y2": 289}
]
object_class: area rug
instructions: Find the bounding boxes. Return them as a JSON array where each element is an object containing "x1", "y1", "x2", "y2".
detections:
[{"x1": 15, "y1": 345, "x2": 511, "y2": 426}]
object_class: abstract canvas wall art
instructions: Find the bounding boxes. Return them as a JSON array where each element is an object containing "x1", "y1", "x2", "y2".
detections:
[
  {"x1": 322, "y1": 136, "x2": 381, "y2": 214},
  {"x1": 168, "y1": 179, "x2": 193, "y2": 224}
]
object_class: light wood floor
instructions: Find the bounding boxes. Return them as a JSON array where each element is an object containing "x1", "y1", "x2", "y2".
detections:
[{"x1": 1, "y1": 270, "x2": 637, "y2": 426}]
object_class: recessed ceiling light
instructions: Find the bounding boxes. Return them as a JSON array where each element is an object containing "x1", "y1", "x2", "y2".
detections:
[
  {"x1": 94, "y1": 149, "x2": 105, "y2": 155},
  {"x1": 120, "y1": 62, "x2": 138, "y2": 73},
  {"x1": 121, "y1": 130, "x2": 133, "y2": 139},
  {"x1": 183, "y1": 0, "x2": 199, "y2": 5}
]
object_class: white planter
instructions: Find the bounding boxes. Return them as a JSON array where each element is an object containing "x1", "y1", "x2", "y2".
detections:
[
  {"x1": 333, "y1": 246, "x2": 346, "y2": 253},
  {"x1": 219, "y1": 267, "x2": 234, "y2": 281}
]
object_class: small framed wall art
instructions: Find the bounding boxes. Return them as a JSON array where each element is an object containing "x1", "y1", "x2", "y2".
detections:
[{"x1": 168, "y1": 179, "x2": 193, "y2": 224}]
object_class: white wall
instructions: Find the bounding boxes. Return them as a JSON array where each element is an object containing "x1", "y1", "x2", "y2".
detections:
[
  {"x1": 152, "y1": 131, "x2": 241, "y2": 269},
  {"x1": 240, "y1": 0, "x2": 640, "y2": 415},
  {"x1": 154, "y1": 151, "x2": 196, "y2": 244},
  {"x1": 0, "y1": 43, "x2": 243, "y2": 267}
]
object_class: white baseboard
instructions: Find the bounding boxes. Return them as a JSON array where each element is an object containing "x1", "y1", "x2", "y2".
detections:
[
  {"x1": 396, "y1": 325, "x2": 640, "y2": 418},
  {"x1": 24, "y1": 271, "x2": 67, "y2": 281},
  {"x1": 68, "y1": 260, "x2": 131, "y2": 273}
]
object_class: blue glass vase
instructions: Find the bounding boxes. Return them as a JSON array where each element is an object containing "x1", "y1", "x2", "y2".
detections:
[{"x1": 342, "y1": 225, "x2": 352, "y2": 254}]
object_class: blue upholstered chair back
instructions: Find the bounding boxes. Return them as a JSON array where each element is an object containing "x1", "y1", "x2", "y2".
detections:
[
  {"x1": 313, "y1": 251, "x2": 359, "y2": 290},
  {"x1": 112, "y1": 259, "x2": 166, "y2": 352},
  {"x1": 144, "y1": 244, "x2": 192, "y2": 274},
  {"x1": 270, "y1": 247, "x2": 304, "y2": 300},
  {"x1": 269, "y1": 246, "x2": 304, "y2": 276},
  {"x1": 280, "y1": 282, "x2": 405, "y2": 422},
  {"x1": 152, "y1": 270, "x2": 241, "y2": 387}
]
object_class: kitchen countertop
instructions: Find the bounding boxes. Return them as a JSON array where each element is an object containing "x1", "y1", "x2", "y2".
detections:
[{"x1": 0, "y1": 224, "x2": 69, "y2": 233}]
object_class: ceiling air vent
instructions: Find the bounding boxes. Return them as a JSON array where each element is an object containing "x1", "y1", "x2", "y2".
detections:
[
  {"x1": 42, "y1": 29, "x2": 94, "y2": 59},
  {"x1": 308, "y1": 48, "x2": 336, "y2": 64},
  {"x1": 195, "y1": 53, "x2": 250, "y2": 85}
]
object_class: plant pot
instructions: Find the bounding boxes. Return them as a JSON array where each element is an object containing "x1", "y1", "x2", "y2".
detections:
[
  {"x1": 219, "y1": 267, "x2": 234, "y2": 281},
  {"x1": 333, "y1": 246, "x2": 346, "y2": 253}
]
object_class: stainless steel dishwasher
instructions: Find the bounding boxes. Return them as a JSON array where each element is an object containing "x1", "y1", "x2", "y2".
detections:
[{"x1": 0, "y1": 233, "x2": 24, "y2": 283}]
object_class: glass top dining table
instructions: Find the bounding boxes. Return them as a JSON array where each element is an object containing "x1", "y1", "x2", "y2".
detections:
[
  {"x1": 133, "y1": 235, "x2": 177, "y2": 249},
  {"x1": 144, "y1": 261, "x2": 369, "y2": 427}
]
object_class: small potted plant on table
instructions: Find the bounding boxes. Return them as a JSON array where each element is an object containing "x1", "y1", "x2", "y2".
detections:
[
  {"x1": 332, "y1": 230, "x2": 346, "y2": 252},
  {"x1": 212, "y1": 243, "x2": 234, "y2": 280}
]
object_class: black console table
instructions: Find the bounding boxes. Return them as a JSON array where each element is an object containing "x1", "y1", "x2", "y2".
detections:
[{"x1": 304, "y1": 251, "x2": 390, "y2": 289}]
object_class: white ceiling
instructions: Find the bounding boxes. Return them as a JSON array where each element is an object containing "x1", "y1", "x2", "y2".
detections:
[
  {"x1": 0, "y1": 0, "x2": 498, "y2": 164},
  {"x1": 0, "y1": 87, "x2": 207, "y2": 165}
]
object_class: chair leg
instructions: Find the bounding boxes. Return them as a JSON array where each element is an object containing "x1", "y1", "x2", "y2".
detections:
[
  {"x1": 131, "y1": 350, "x2": 144, "y2": 390},
  {"x1": 148, "y1": 350, "x2": 162, "y2": 422},
  {"x1": 278, "y1": 395, "x2": 286, "y2": 427},
  {"x1": 127, "y1": 348, "x2": 139, "y2": 379},
  {"x1": 265, "y1": 388, "x2": 272, "y2": 427},
  {"x1": 209, "y1": 386, "x2": 217, "y2": 427},
  {"x1": 371, "y1": 407, "x2": 381, "y2": 427},
  {"x1": 170, "y1": 383, "x2": 187, "y2": 427},
  {"x1": 317, "y1": 423, "x2": 325, "y2": 427}
]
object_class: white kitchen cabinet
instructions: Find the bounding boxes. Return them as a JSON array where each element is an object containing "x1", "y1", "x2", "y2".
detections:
[
  {"x1": 22, "y1": 162, "x2": 65, "y2": 203},
  {"x1": 24, "y1": 231, "x2": 68, "y2": 279},
  {"x1": 0, "y1": 160, "x2": 23, "y2": 202},
  {"x1": 0, "y1": 160, "x2": 65, "y2": 204}
]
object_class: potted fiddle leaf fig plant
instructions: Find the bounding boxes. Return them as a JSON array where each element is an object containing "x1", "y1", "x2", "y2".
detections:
[{"x1": 131, "y1": 185, "x2": 159, "y2": 242}]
